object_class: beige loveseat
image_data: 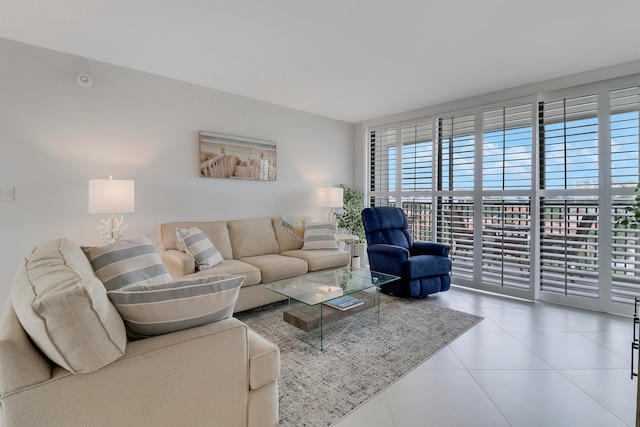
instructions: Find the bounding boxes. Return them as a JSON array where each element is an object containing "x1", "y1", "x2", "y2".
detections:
[
  {"x1": 0, "y1": 238, "x2": 280, "y2": 427},
  {"x1": 158, "y1": 218, "x2": 350, "y2": 312}
]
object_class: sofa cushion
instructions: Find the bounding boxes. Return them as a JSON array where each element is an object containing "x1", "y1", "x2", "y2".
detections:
[
  {"x1": 83, "y1": 236, "x2": 173, "y2": 292},
  {"x1": 228, "y1": 218, "x2": 280, "y2": 259},
  {"x1": 108, "y1": 275, "x2": 244, "y2": 339},
  {"x1": 176, "y1": 227, "x2": 224, "y2": 270},
  {"x1": 302, "y1": 220, "x2": 338, "y2": 250},
  {"x1": 11, "y1": 238, "x2": 127, "y2": 374},
  {"x1": 281, "y1": 249, "x2": 350, "y2": 271},
  {"x1": 239, "y1": 254, "x2": 308, "y2": 283},
  {"x1": 184, "y1": 259, "x2": 262, "y2": 286}
]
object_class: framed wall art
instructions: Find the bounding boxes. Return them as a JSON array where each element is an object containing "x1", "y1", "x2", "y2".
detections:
[{"x1": 199, "y1": 131, "x2": 277, "y2": 181}]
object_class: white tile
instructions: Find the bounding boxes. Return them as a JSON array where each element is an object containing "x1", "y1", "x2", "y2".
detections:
[
  {"x1": 332, "y1": 392, "x2": 395, "y2": 427},
  {"x1": 470, "y1": 370, "x2": 627, "y2": 427},
  {"x1": 537, "y1": 303, "x2": 631, "y2": 332},
  {"x1": 335, "y1": 289, "x2": 636, "y2": 427},
  {"x1": 449, "y1": 332, "x2": 551, "y2": 370},
  {"x1": 480, "y1": 307, "x2": 573, "y2": 332},
  {"x1": 386, "y1": 369, "x2": 510, "y2": 427},
  {"x1": 580, "y1": 330, "x2": 634, "y2": 361},
  {"x1": 464, "y1": 315, "x2": 505, "y2": 333},
  {"x1": 560, "y1": 369, "x2": 636, "y2": 427},
  {"x1": 416, "y1": 346, "x2": 466, "y2": 370},
  {"x1": 512, "y1": 331, "x2": 630, "y2": 370},
  {"x1": 422, "y1": 289, "x2": 477, "y2": 310}
]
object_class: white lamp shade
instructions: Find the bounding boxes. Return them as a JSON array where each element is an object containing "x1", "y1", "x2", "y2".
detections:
[
  {"x1": 316, "y1": 187, "x2": 343, "y2": 208},
  {"x1": 89, "y1": 179, "x2": 135, "y2": 214}
]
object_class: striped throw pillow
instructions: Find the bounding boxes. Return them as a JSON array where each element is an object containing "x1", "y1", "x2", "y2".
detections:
[
  {"x1": 107, "y1": 274, "x2": 244, "y2": 338},
  {"x1": 176, "y1": 227, "x2": 224, "y2": 270},
  {"x1": 83, "y1": 236, "x2": 173, "y2": 292},
  {"x1": 302, "y1": 220, "x2": 338, "y2": 250}
]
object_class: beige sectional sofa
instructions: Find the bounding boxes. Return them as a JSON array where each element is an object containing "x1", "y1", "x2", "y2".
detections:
[
  {"x1": 0, "y1": 238, "x2": 280, "y2": 427},
  {"x1": 158, "y1": 217, "x2": 351, "y2": 312}
]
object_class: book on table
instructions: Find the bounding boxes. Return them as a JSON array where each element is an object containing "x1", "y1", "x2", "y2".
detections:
[{"x1": 324, "y1": 295, "x2": 364, "y2": 311}]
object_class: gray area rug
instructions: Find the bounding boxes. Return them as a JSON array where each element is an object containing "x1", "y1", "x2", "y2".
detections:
[{"x1": 235, "y1": 293, "x2": 483, "y2": 427}]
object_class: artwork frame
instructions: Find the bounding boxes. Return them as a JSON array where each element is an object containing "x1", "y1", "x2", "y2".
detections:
[{"x1": 199, "y1": 131, "x2": 277, "y2": 181}]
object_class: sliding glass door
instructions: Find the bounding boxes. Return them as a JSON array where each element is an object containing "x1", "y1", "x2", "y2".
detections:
[{"x1": 366, "y1": 76, "x2": 640, "y2": 315}]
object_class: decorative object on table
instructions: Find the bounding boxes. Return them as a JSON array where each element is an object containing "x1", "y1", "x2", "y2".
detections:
[
  {"x1": 199, "y1": 131, "x2": 276, "y2": 180},
  {"x1": 324, "y1": 295, "x2": 364, "y2": 311},
  {"x1": 351, "y1": 255, "x2": 360, "y2": 268},
  {"x1": 362, "y1": 206, "x2": 452, "y2": 298},
  {"x1": 335, "y1": 184, "x2": 366, "y2": 242},
  {"x1": 88, "y1": 176, "x2": 135, "y2": 244},
  {"x1": 316, "y1": 186, "x2": 343, "y2": 220}
]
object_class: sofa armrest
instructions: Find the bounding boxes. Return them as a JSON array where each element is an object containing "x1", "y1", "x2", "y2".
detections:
[
  {"x1": 2, "y1": 318, "x2": 260, "y2": 427},
  {"x1": 0, "y1": 305, "x2": 52, "y2": 395},
  {"x1": 411, "y1": 241, "x2": 451, "y2": 257},
  {"x1": 159, "y1": 249, "x2": 196, "y2": 279},
  {"x1": 247, "y1": 329, "x2": 280, "y2": 390}
]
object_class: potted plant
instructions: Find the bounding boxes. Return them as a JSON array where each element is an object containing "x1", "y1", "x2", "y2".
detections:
[
  {"x1": 335, "y1": 184, "x2": 366, "y2": 242},
  {"x1": 617, "y1": 183, "x2": 640, "y2": 229}
]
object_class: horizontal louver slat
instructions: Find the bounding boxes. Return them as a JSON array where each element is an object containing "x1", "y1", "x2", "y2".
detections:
[
  {"x1": 369, "y1": 127, "x2": 396, "y2": 193},
  {"x1": 440, "y1": 197, "x2": 474, "y2": 280},
  {"x1": 401, "y1": 122, "x2": 433, "y2": 191},
  {"x1": 439, "y1": 115, "x2": 475, "y2": 191},
  {"x1": 539, "y1": 198, "x2": 599, "y2": 299},
  {"x1": 480, "y1": 197, "x2": 531, "y2": 290}
]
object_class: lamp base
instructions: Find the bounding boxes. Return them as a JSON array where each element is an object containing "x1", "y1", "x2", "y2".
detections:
[{"x1": 97, "y1": 215, "x2": 128, "y2": 245}]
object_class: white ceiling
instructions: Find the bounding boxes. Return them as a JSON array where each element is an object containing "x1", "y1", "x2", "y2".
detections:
[{"x1": 2, "y1": 0, "x2": 640, "y2": 123}]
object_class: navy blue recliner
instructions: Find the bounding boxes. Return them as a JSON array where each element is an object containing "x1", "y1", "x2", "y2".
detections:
[{"x1": 362, "y1": 207, "x2": 452, "y2": 298}]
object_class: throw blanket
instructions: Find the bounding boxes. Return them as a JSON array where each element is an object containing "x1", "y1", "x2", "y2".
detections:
[{"x1": 280, "y1": 215, "x2": 314, "y2": 241}]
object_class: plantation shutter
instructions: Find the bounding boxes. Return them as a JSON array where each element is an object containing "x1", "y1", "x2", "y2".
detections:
[
  {"x1": 369, "y1": 127, "x2": 397, "y2": 206},
  {"x1": 611, "y1": 86, "x2": 640, "y2": 304},
  {"x1": 401, "y1": 122, "x2": 433, "y2": 191},
  {"x1": 481, "y1": 104, "x2": 533, "y2": 290},
  {"x1": 539, "y1": 94, "x2": 599, "y2": 298},
  {"x1": 438, "y1": 114, "x2": 475, "y2": 191},
  {"x1": 437, "y1": 113, "x2": 475, "y2": 281}
]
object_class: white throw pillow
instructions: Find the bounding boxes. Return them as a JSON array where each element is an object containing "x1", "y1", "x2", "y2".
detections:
[
  {"x1": 83, "y1": 236, "x2": 173, "y2": 292},
  {"x1": 302, "y1": 220, "x2": 338, "y2": 250},
  {"x1": 107, "y1": 274, "x2": 245, "y2": 339},
  {"x1": 176, "y1": 227, "x2": 224, "y2": 270}
]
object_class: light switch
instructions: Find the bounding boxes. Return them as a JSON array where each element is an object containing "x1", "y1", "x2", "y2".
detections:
[{"x1": 0, "y1": 186, "x2": 14, "y2": 201}]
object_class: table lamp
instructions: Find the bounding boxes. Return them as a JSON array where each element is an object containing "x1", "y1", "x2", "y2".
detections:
[
  {"x1": 89, "y1": 176, "x2": 135, "y2": 244},
  {"x1": 316, "y1": 187, "x2": 343, "y2": 220}
]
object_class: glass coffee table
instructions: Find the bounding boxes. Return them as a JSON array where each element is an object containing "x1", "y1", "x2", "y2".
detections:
[{"x1": 264, "y1": 267, "x2": 399, "y2": 350}]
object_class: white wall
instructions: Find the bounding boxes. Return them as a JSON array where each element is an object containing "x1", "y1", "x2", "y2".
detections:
[{"x1": 0, "y1": 38, "x2": 355, "y2": 304}]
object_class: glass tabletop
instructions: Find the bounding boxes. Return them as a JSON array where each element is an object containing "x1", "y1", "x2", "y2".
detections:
[{"x1": 264, "y1": 267, "x2": 399, "y2": 306}]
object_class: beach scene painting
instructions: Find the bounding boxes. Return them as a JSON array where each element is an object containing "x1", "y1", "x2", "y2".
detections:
[{"x1": 199, "y1": 131, "x2": 276, "y2": 181}]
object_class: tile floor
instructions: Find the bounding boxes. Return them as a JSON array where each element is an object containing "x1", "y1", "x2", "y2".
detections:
[{"x1": 333, "y1": 285, "x2": 637, "y2": 427}]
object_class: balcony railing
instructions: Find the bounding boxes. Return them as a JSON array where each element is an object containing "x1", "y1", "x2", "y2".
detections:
[{"x1": 369, "y1": 196, "x2": 640, "y2": 303}]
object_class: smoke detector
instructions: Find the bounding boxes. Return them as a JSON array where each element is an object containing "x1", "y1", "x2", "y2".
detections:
[{"x1": 75, "y1": 73, "x2": 93, "y2": 88}]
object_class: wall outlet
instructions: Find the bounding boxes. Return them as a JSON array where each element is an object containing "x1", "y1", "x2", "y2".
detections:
[{"x1": 0, "y1": 186, "x2": 14, "y2": 201}]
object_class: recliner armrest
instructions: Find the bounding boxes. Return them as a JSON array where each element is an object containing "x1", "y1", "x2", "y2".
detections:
[
  {"x1": 368, "y1": 243, "x2": 410, "y2": 260},
  {"x1": 367, "y1": 244, "x2": 410, "y2": 276},
  {"x1": 411, "y1": 241, "x2": 451, "y2": 258}
]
